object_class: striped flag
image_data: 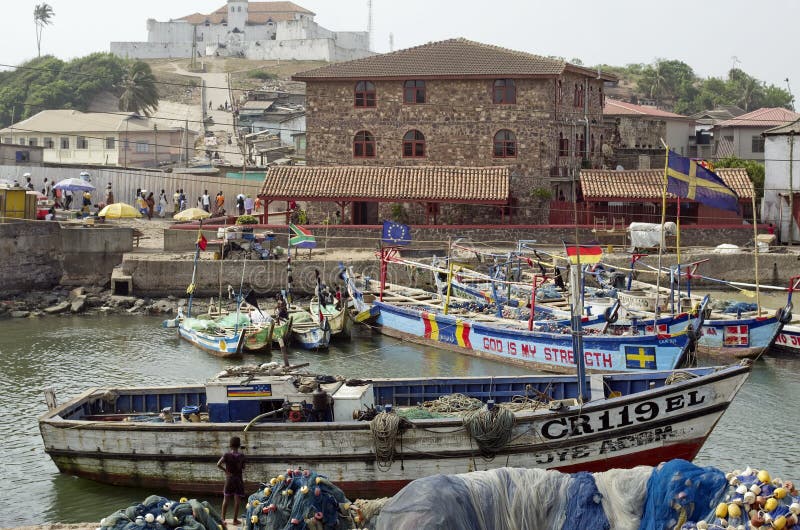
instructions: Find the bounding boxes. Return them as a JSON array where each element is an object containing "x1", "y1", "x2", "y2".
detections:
[
  {"x1": 289, "y1": 223, "x2": 316, "y2": 248},
  {"x1": 565, "y1": 244, "x2": 602, "y2": 264}
]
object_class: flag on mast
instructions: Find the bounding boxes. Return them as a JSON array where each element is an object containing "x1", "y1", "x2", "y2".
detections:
[
  {"x1": 289, "y1": 223, "x2": 316, "y2": 248},
  {"x1": 666, "y1": 151, "x2": 739, "y2": 212},
  {"x1": 564, "y1": 244, "x2": 603, "y2": 264}
]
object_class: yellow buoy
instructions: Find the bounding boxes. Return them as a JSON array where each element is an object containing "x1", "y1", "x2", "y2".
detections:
[
  {"x1": 263, "y1": 487, "x2": 271, "y2": 496},
  {"x1": 728, "y1": 503, "x2": 742, "y2": 518},
  {"x1": 765, "y1": 498, "x2": 779, "y2": 512},
  {"x1": 252, "y1": 500, "x2": 260, "y2": 507},
  {"x1": 277, "y1": 474, "x2": 285, "y2": 482},
  {"x1": 300, "y1": 486, "x2": 309, "y2": 495},
  {"x1": 179, "y1": 497, "x2": 188, "y2": 503},
  {"x1": 250, "y1": 515, "x2": 259, "y2": 524},
  {"x1": 758, "y1": 470, "x2": 771, "y2": 484},
  {"x1": 774, "y1": 487, "x2": 788, "y2": 499},
  {"x1": 773, "y1": 515, "x2": 787, "y2": 530},
  {"x1": 716, "y1": 503, "x2": 728, "y2": 518}
]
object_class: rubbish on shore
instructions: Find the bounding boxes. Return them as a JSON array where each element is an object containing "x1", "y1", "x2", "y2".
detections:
[{"x1": 98, "y1": 495, "x2": 223, "y2": 530}]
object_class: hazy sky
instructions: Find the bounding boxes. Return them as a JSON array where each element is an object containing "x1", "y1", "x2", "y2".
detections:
[{"x1": 4, "y1": 0, "x2": 798, "y2": 104}]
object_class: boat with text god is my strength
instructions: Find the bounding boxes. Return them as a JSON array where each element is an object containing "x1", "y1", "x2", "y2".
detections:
[{"x1": 39, "y1": 361, "x2": 750, "y2": 498}]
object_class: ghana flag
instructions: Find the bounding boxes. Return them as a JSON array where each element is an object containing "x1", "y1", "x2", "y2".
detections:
[{"x1": 289, "y1": 223, "x2": 317, "y2": 248}]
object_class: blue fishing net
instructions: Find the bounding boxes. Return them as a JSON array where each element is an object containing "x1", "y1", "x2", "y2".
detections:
[
  {"x1": 719, "y1": 301, "x2": 758, "y2": 314},
  {"x1": 243, "y1": 469, "x2": 352, "y2": 530},
  {"x1": 564, "y1": 472, "x2": 610, "y2": 530},
  {"x1": 637, "y1": 460, "x2": 727, "y2": 530},
  {"x1": 99, "y1": 496, "x2": 223, "y2": 530}
]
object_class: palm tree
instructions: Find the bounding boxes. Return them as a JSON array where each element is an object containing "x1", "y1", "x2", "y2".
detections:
[
  {"x1": 33, "y1": 3, "x2": 55, "y2": 57},
  {"x1": 118, "y1": 61, "x2": 160, "y2": 116}
]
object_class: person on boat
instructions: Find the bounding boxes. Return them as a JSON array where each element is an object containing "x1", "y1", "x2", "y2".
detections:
[
  {"x1": 217, "y1": 436, "x2": 245, "y2": 526},
  {"x1": 275, "y1": 297, "x2": 289, "y2": 321},
  {"x1": 334, "y1": 285, "x2": 343, "y2": 310}
]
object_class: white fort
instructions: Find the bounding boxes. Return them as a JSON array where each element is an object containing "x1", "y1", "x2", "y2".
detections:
[{"x1": 111, "y1": 0, "x2": 371, "y2": 62}]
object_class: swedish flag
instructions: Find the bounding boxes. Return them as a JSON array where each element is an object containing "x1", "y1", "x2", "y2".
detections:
[
  {"x1": 666, "y1": 151, "x2": 739, "y2": 213},
  {"x1": 625, "y1": 345, "x2": 657, "y2": 369}
]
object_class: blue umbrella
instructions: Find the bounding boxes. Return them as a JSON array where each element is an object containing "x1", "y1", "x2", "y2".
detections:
[{"x1": 53, "y1": 178, "x2": 95, "y2": 192}]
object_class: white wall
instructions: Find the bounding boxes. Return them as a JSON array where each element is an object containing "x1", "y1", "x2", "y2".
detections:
[
  {"x1": 251, "y1": 114, "x2": 305, "y2": 146},
  {"x1": 665, "y1": 120, "x2": 694, "y2": 156},
  {"x1": 5, "y1": 134, "x2": 119, "y2": 166},
  {"x1": 762, "y1": 134, "x2": 800, "y2": 242},
  {"x1": 147, "y1": 19, "x2": 194, "y2": 43},
  {"x1": 730, "y1": 127, "x2": 766, "y2": 161},
  {"x1": 111, "y1": 42, "x2": 194, "y2": 59}
]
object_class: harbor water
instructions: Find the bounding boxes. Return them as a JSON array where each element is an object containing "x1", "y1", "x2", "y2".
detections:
[{"x1": 0, "y1": 310, "x2": 798, "y2": 527}]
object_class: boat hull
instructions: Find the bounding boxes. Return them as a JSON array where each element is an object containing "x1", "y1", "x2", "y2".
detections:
[
  {"x1": 696, "y1": 316, "x2": 783, "y2": 358},
  {"x1": 773, "y1": 324, "x2": 800, "y2": 353},
  {"x1": 292, "y1": 326, "x2": 331, "y2": 350},
  {"x1": 177, "y1": 325, "x2": 245, "y2": 358},
  {"x1": 39, "y1": 365, "x2": 750, "y2": 498},
  {"x1": 374, "y1": 301, "x2": 690, "y2": 373}
]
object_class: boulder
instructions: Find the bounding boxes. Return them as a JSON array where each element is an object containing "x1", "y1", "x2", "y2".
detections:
[
  {"x1": 44, "y1": 301, "x2": 71, "y2": 315},
  {"x1": 109, "y1": 295, "x2": 138, "y2": 309},
  {"x1": 10, "y1": 310, "x2": 30, "y2": 318},
  {"x1": 70, "y1": 296, "x2": 87, "y2": 313},
  {"x1": 69, "y1": 287, "x2": 86, "y2": 301}
]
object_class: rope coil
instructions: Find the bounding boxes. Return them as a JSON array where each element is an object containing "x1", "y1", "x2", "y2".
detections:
[{"x1": 462, "y1": 407, "x2": 516, "y2": 455}]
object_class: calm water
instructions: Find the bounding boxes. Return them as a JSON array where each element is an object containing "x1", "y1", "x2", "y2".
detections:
[{"x1": 0, "y1": 312, "x2": 798, "y2": 527}]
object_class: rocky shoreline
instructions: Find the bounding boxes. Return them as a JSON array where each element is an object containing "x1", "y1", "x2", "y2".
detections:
[{"x1": 0, "y1": 286, "x2": 204, "y2": 320}]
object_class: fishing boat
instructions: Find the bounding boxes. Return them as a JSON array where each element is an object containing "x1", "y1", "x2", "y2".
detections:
[
  {"x1": 340, "y1": 265, "x2": 380, "y2": 325},
  {"x1": 310, "y1": 296, "x2": 350, "y2": 339},
  {"x1": 177, "y1": 315, "x2": 246, "y2": 358},
  {"x1": 774, "y1": 323, "x2": 800, "y2": 353},
  {"x1": 38, "y1": 360, "x2": 752, "y2": 499},
  {"x1": 289, "y1": 310, "x2": 331, "y2": 350}
]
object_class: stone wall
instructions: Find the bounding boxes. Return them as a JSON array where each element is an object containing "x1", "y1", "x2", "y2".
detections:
[
  {"x1": 0, "y1": 221, "x2": 62, "y2": 294},
  {"x1": 305, "y1": 75, "x2": 607, "y2": 223},
  {"x1": 60, "y1": 227, "x2": 133, "y2": 286}
]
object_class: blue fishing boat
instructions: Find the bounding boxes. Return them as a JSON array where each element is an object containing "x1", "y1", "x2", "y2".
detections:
[
  {"x1": 289, "y1": 310, "x2": 331, "y2": 350},
  {"x1": 177, "y1": 316, "x2": 246, "y2": 358},
  {"x1": 374, "y1": 300, "x2": 694, "y2": 374}
]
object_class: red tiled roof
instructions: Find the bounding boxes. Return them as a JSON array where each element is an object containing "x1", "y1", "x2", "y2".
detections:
[
  {"x1": 259, "y1": 165, "x2": 510, "y2": 203},
  {"x1": 293, "y1": 38, "x2": 617, "y2": 81},
  {"x1": 580, "y1": 168, "x2": 753, "y2": 201},
  {"x1": 179, "y1": 2, "x2": 313, "y2": 25},
  {"x1": 716, "y1": 107, "x2": 800, "y2": 128},
  {"x1": 603, "y1": 99, "x2": 690, "y2": 120}
]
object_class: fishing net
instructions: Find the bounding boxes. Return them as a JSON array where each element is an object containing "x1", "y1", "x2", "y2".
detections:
[
  {"x1": 243, "y1": 469, "x2": 352, "y2": 530},
  {"x1": 215, "y1": 313, "x2": 251, "y2": 328},
  {"x1": 98, "y1": 495, "x2": 223, "y2": 530}
]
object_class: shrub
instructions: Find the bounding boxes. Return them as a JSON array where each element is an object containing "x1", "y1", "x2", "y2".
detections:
[{"x1": 236, "y1": 214, "x2": 258, "y2": 225}]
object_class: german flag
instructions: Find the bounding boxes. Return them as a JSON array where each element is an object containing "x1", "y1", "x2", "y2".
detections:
[{"x1": 565, "y1": 244, "x2": 602, "y2": 264}]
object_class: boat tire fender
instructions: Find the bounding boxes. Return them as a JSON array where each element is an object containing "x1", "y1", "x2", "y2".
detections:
[
  {"x1": 776, "y1": 303, "x2": 793, "y2": 325},
  {"x1": 288, "y1": 409, "x2": 303, "y2": 422}
]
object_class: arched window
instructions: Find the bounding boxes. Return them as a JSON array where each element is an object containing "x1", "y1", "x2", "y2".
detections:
[
  {"x1": 558, "y1": 132, "x2": 569, "y2": 157},
  {"x1": 354, "y1": 81, "x2": 376, "y2": 108},
  {"x1": 402, "y1": 130, "x2": 425, "y2": 157},
  {"x1": 493, "y1": 79, "x2": 516, "y2": 104},
  {"x1": 403, "y1": 80, "x2": 426, "y2": 104},
  {"x1": 353, "y1": 131, "x2": 376, "y2": 158},
  {"x1": 493, "y1": 130, "x2": 517, "y2": 158}
]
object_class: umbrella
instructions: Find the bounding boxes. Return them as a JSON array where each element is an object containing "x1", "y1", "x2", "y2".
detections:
[
  {"x1": 54, "y1": 178, "x2": 95, "y2": 192},
  {"x1": 98, "y1": 202, "x2": 141, "y2": 219},
  {"x1": 174, "y1": 208, "x2": 211, "y2": 221}
]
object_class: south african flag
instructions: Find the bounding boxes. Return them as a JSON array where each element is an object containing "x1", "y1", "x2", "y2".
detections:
[{"x1": 289, "y1": 223, "x2": 316, "y2": 248}]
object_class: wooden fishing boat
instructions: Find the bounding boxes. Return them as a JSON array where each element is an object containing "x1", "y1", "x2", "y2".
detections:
[
  {"x1": 177, "y1": 317, "x2": 246, "y2": 358},
  {"x1": 38, "y1": 361, "x2": 752, "y2": 499},
  {"x1": 290, "y1": 311, "x2": 331, "y2": 350},
  {"x1": 774, "y1": 323, "x2": 800, "y2": 353},
  {"x1": 310, "y1": 297, "x2": 350, "y2": 339}
]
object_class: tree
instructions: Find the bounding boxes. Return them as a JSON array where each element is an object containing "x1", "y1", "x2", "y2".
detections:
[
  {"x1": 715, "y1": 156, "x2": 765, "y2": 200},
  {"x1": 33, "y1": 3, "x2": 55, "y2": 58},
  {"x1": 118, "y1": 61, "x2": 159, "y2": 116}
]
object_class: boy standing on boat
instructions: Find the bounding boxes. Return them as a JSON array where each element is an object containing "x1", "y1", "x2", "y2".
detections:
[{"x1": 217, "y1": 436, "x2": 246, "y2": 526}]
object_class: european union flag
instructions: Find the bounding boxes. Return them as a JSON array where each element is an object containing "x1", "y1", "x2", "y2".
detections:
[
  {"x1": 382, "y1": 220, "x2": 411, "y2": 246},
  {"x1": 624, "y1": 345, "x2": 657, "y2": 369},
  {"x1": 666, "y1": 151, "x2": 739, "y2": 212}
]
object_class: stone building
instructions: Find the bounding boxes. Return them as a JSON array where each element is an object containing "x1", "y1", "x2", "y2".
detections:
[
  {"x1": 288, "y1": 38, "x2": 616, "y2": 224},
  {"x1": 111, "y1": 0, "x2": 371, "y2": 62}
]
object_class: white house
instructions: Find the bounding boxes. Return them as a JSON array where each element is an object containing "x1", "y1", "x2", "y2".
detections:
[
  {"x1": 762, "y1": 119, "x2": 800, "y2": 243},
  {"x1": 714, "y1": 107, "x2": 800, "y2": 162},
  {"x1": 0, "y1": 110, "x2": 195, "y2": 168}
]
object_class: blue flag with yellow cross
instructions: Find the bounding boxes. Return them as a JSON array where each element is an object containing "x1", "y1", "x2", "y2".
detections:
[
  {"x1": 666, "y1": 150, "x2": 739, "y2": 213},
  {"x1": 625, "y1": 345, "x2": 657, "y2": 369}
]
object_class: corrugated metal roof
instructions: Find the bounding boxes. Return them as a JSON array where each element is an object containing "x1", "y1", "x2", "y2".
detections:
[
  {"x1": 580, "y1": 168, "x2": 753, "y2": 200},
  {"x1": 0, "y1": 110, "x2": 177, "y2": 135},
  {"x1": 259, "y1": 165, "x2": 510, "y2": 202},
  {"x1": 717, "y1": 107, "x2": 800, "y2": 128},
  {"x1": 293, "y1": 38, "x2": 616, "y2": 81},
  {"x1": 603, "y1": 99, "x2": 691, "y2": 120}
]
